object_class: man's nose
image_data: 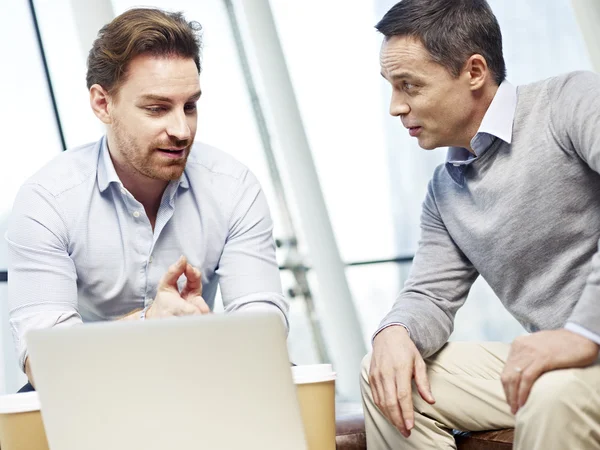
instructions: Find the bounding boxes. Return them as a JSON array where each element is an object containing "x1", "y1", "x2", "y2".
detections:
[
  {"x1": 390, "y1": 92, "x2": 410, "y2": 117},
  {"x1": 166, "y1": 110, "x2": 192, "y2": 141}
]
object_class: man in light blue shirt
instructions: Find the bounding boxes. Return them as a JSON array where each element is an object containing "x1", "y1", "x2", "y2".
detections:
[{"x1": 7, "y1": 8, "x2": 287, "y2": 390}]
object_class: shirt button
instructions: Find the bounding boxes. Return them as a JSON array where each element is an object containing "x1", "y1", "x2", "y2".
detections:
[
  {"x1": 133, "y1": 211, "x2": 140, "y2": 218},
  {"x1": 149, "y1": 256, "x2": 153, "y2": 263}
]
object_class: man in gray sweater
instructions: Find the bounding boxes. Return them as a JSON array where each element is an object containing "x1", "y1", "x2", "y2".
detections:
[{"x1": 361, "y1": 1, "x2": 600, "y2": 449}]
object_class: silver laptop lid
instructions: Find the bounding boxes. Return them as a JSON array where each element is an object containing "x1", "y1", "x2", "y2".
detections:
[{"x1": 27, "y1": 313, "x2": 307, "y2": 450}]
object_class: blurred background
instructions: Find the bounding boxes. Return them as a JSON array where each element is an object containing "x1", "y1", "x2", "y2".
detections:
[{"x1": 0, "y1": 0, "x2": 597, "y2": 400}]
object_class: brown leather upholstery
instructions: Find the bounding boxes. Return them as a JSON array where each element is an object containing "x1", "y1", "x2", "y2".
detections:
[
  {"x1": 335, "y1": 403, "x2": 367, "y2": 449},
  {"x1": 455, "y1": 429, "x2": 515, "y2": 450},
  {"x1": 335, "y1": 411, "x2": 366, "y2": 449},
  {"x1": 334, "y1": 403, "x2": 515, "y2": 450}
]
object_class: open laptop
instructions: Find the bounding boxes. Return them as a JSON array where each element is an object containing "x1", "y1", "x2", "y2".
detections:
[{"x1": 26, "y1": 313, "x2": 308, "y2": 450}]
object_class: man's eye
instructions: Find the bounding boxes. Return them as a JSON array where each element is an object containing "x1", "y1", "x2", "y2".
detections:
[
  {"x1": 146, "y1": 106, "x2": 166, "y2": 113},
  {"x1": 403, "y1": 82, "x2": 415, "y2": 91},
  {"x1": 184, "y1": 103, "x2": 197, "y2": 113}
]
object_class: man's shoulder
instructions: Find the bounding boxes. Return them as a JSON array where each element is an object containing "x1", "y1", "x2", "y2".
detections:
[
  {"x1": 185, "y1": 142, "x2": 253, "y2": 184},
  {"x1": 430, "y1": 163, "x2": 451, "y2": 187},
  {"x1": 24, "y1": 140, "x2": 101, "y2": 198},
  {"x1": 518, "y1": 71, "x2": 599, "y2": 100},
  {"x1": 425, "y1": 163, "x2": 452, "y2": 203}
]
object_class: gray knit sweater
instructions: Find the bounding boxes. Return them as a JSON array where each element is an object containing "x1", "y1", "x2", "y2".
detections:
[{"x1": 381, "y1": 71, "x2": 600, "y2": 357}]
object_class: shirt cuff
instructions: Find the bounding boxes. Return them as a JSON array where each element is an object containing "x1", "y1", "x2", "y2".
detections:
[
  {"x1": 15, "y1": 311, "x2": 82, "y2": 372},
  {"x1": 565, "y1": 322, "x2": 600, "y2": 348},
  {"x1": 235, "y1": 301, "x2": 288, "y2": 332},
  {"x1": 372, "y1": 322, "x2": 410, "y2": 345}
]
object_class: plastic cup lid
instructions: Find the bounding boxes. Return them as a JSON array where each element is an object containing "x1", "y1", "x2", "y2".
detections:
[
  {"x1": 291, "y1": 364, "x2": 336, "y2": 384},
  {"x1": 0, "y1": 392, "x2": 40, "y2": 414}
]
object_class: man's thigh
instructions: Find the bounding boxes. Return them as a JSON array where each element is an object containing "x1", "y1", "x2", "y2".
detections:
[
  {"x1": 516, "y1": 362, "x2": 600, "y2": 429},
  {"x1": 413, "y1": 342, "x2": 515, "y2": 432}
]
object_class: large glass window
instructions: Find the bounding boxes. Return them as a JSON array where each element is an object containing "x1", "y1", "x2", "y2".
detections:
[
  {"x1": 0, "y1": 1, "x2": 63, "y2": 393},
  {"x1": 5, "y1": 0, "x2": 596, "y2": 390}
]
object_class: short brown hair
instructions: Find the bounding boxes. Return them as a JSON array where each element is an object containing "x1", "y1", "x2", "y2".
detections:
[{"x1": 86, "y1": 8, "x2": 202, "y2": 94}]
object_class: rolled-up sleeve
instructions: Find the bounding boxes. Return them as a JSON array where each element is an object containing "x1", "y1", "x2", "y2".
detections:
[
  {"x1": 216, "y1": 170, "x2": 289, "y2": 331},
  {"x1": 7, "y1": 183, "x2": 81, "y2": 370}
]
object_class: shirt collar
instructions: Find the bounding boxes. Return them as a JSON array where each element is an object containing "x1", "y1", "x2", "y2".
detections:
[
  {"x1": 97, "y1": 136, "x2": 120, "y2": 193},
  {"x1": 97, "y1": 136, "x2": 190, "y2": 193},
  {"x1": 447, "y1": 80, "x2": 517, "y2": 164}
]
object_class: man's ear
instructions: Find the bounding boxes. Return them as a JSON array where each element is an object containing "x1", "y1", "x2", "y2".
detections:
[
  {"x1": 464, "y1": 54, "x2": 489, "y2": 91},
  {"x1": 90, "y1": 84, "x2": 113, "y2": 124}
]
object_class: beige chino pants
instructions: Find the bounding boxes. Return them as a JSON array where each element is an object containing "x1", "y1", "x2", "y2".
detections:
[{"x1": 360, "y1": 342, "x2": 600, "y2": 449}]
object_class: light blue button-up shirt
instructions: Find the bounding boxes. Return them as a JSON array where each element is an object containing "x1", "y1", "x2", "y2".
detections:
[{"x1": 7, "y1": 137, "x2": 288, "y2": 369}]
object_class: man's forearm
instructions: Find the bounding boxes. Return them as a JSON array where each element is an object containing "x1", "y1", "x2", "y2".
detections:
[{"x1": 25, "y1": 357, "x2": 35, "y2": 388}]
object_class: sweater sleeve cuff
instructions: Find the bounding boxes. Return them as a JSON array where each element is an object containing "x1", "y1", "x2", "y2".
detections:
[
  {"x1": 565, "y1": 322, "x2": 600, "y2": 348},
  {"x1": 371, "y1": 323, "x2": 410, "y2": 345}
]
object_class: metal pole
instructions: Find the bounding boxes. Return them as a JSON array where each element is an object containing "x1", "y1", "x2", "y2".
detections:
[
  {"x1": 222, "y1": 0, "x2": 332, "y2": 367},
  {"x1": 572, "y1": 0, "x2": 600, "y2": 73},
  {"x1": 28, "y1": 0, "x2": 67, "y2": 151},
  {"x1": 232, "y1": 0, "x2": 366, "y2": 400}
]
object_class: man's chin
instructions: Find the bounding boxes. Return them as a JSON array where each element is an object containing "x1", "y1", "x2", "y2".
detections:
[
  {"x1": 148, "y1": 153, "x2": 189, "y2": 181},
  {"x1": 417, "y1": 141, "x2": 437, "y2": 150},
  {"x1": 416, "y1": 137, "x2": 444, "y2": 151},
  {"x1": 144, "y1": 164, "x2": 186, "y2": 182},
  {"x1": 159, "y1": 168, "x2": 186, "y2": 181}
]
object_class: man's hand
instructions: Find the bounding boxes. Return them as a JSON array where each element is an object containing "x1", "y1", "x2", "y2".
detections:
[
  {"x1": 180, "y1": 259, "x2": 210, "y2": 313},
  {"x1": 369, "y1": 326, "x2": 435, "y2": 438},
  {"x1": 502, "y1": 329, "x2": 599, "y2": 414},
  {"x1": 146, "y1": 256, "x2": 210, "y2": 318}
]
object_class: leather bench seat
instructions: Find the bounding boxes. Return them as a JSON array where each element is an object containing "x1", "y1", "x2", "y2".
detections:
[{"x1": 335, "y1": 404, "x2": 514, "y2": 449}]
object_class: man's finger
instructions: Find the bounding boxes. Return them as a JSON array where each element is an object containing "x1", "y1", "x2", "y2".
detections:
[
  {"x1": 396, "y1": 365, "x2": 415, "y2": 435},
  {"x1": 501, "y1": 365, "x2": 520, "y2": 414},
  {"x1": 369, "y1": 370, "x2": 386, "y2": 415},
  {"x1": 158, "y1": 256, "x2": 187, "y2": 290},
  {"x1": 181, "y1": 263, "x2": 202, "y2": 297},
  {"x1": 501, "y1": 356, "x2": 515, "y2": 408},
  {"x1": 517, "y1": 365, "x2": 542, "y2": 410},
  {"x1": 414, "y1": 357, "x2": 435, "y2": 404},
  {"x1": 381, "y1": 374, "x2": 407, "y2": 436},
  {"x1": 368, "y1": 360, "x2": 382, "y2": 409},
  {"x1": 370, "y1": 376, "x2": 381, "y2": 409}
]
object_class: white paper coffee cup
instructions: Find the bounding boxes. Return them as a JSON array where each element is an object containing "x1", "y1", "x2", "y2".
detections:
[
  {"x1": 291, "y1": 364, "x2": 337, "y2": 450},
  {"x1": 0, "y1": 392, "x2": 49, "y2": 450}
]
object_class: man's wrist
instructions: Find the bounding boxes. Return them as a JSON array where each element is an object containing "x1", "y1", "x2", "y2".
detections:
[
  {"x1": 372, "y1": 323, "x2": 410, "y2": 344},
  {"x1": 372, "y1": 324, "x2": 411, "y2": 350},
  {"x1": 140, "y1": 302, "x2": 153, "y2": 320},
  {"x1": 564, "y1": 322, "x2": 600, "y2": 349}
]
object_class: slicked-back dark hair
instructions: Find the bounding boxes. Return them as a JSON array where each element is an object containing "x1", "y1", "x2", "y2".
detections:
[{"x1": 376, "y1": 0, "x2": 506, "y2": 85}]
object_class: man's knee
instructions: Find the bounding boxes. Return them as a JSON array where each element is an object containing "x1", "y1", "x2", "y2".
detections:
[{"x1": 517, "y1": 369, "x2": 586, "y2": 425}]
